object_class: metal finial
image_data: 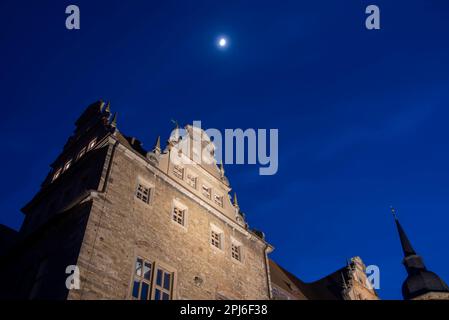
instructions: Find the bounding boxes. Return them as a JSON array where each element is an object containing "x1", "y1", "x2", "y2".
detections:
[
  {"x1": 233, "y1": 192, "x2": 239, "y2": 207},
  {"x1": 390, "y1": 206, "x2": 398, "y2": 220}
]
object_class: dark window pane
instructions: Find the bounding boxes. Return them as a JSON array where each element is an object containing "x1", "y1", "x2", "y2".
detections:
[
  {"x1": 144, "y1": 263, "x2": 152, "y2": 280},
  {"x1": 156, "y1": 269, "x2": 163, "y2": 286},
  {"x1": 135, "y1": 259, "x2": 143, "y2": 277},
  {"x1": 163, "y1": 273, "x2": 171, "y2": 290},
  {"x1": 162, "y1": 292, "x2": 170, "y2": 300},
  {"x1": 140, "y1": 282, "x2": 149, "y2": 300},
  {"x1": 154, "y1": 289, "x2": 161, "y2": 300},
  {"x1": 132, "y1": 280, "x2": 140, "y2": 298}
]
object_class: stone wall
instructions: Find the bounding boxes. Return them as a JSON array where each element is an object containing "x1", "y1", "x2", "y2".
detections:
[{"x1": 69, "y1": 139, "x2": 271, "y2": 300}]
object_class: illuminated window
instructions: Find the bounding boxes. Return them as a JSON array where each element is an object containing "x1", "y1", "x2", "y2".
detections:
[
  {"x1": 131, "y1": 258, "x2": 174, "y2": 300},
  {"x1": 173, "y1": 165, "x2": 184, "y2": 179},
  {"x1": 77, "y1": 147, "x2": 86, "y2": 160},
  {"x1": 172, "y1": 207, "x2": 185, "y2": 226},
  {"x1": 52, "y1": 168, "x2": 62, "y2": 181},
  {"x1": 202, "y1": 185, "x2": 211, "y2": 199},
  {"x1": 64, "y1": 160, "x2": 72, "y2": 171},
  {"x1": 131, "y1": 258, "x2": 153, "y2": 300},
  {"x1": 136, "y1": 183, "x2": 151, "y2": 204},
  {"x1": 88, "y1": 138, "x2": 97, "y2": 150},
  {"x1": 231, "y1": 243, "x2": 241, "y2": 261},
  {"x1": 186, "y1": 173, "x2": 197, "y2": 189}
]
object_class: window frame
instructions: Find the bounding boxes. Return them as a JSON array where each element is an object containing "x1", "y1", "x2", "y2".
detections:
[
  {"x1": 186, "y1": 172, "x2": 197, "y2": 189},
  {"x1": 202, "y1": 184, "x2": 212, "y2": 199},
  {"x1": 52, "y1": 168, "x2": 62, "y2": 181},
  {"x1": 214, "y1": 194, "x2": 223, "y2": 207},
  {"x1": 63, "y1": 159, "x2": 73, "y2": 172},
  {"x1": 171, "y1": 199, "x2": 188, "y2": 228},
  {"x1": 210, "y1": 224, "x2": 224, "y2": 251},
  {"x1": 173, "y1": 165, "x2": 184, "y2": 180},
  {"x1": 135, "y1": 181, "x2": 152, "y2": 204},
  {"x1": 77, "y1": 147, "x2": 87, "y2": 160},
  {"x1": 231, "y1": 240, "x2": 243, "y2": 262},
  {"x1": 130, "y1": 257, "x2": 176, "y2": 300},
  {"x1": 88, "y1": 138, "x2": 97, "y2": 150}
]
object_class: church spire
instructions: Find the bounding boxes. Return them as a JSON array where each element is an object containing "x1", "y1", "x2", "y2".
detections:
[
  {"x1": 391, "y1": 207, "x2": 449, "y2": 300},
  {"x1": 391, "y1": 207, "x2": 416, "y2": 257}
]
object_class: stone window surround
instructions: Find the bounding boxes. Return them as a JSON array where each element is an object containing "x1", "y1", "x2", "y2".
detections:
[
  {"x1": 63, "y1": 159, "x2": 73, "y2": 172},
  {"x1": 186, "y1": 171, "x2": 197, "y2": 189},
  {"x1": 117, "y1": 140, "x2": 270, "y2": 247},
  {"x1": 171, "y1": 198, "x2": 188, "y2": 229},
  {"x1": 230, "y1": 237, "x2": 243, "y2": 263},
  {"x1": 134, "y1": 177, "x2": 154, "y2": 205},
  {"x1": 210, "y1": 223, "x2": 224, "y2": 251},
  {"x1": 128, "y1": 254, "x2": 177, "y2": 300}
]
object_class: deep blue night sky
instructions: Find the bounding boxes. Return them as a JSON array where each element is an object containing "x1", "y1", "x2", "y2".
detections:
[{"x1": 1, "y1": 1, "x2": 449, "y2": 299}]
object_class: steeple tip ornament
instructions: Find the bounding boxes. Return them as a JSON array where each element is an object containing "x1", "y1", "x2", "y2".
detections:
[
  {"x1": 233, "y1": 192, "x2": 239, "y2": 208},
  {"x1": 390, "y1": 206, "x2": 398, "y2": 220}
]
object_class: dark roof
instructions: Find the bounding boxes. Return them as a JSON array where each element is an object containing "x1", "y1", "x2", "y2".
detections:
[
  {"x1": 394, "y1": 217, "x2": 449, "y2": 299},
  {"x1": 269, "y1": 259, "x2": 350, "y2": 300},
  {"x1": 395, "y1": 218, "x2": 416, "y2": 257}
]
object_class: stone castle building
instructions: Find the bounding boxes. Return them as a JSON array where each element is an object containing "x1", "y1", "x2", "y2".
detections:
[{"x1": 0, "y1": 101, "x2": 446, "y2": 300}]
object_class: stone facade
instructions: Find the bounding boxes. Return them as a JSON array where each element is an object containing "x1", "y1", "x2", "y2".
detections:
[
  {"x1": 1, "y1": 100, "x2": 446, "y2": 300},
  {"x1": 0, "y1": 101, "x2": 272, "y2": 300}
]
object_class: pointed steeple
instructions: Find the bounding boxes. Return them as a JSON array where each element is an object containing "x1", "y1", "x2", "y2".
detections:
[
  {"x1": 391, "y1": 207, "x2": 416, "y2": 257},
  {"x1": 153, "y1": 136, "x2": 161, "y2": 154},
  {"x1": 391, "y1": 207, "x2": 449, "y2": 300},
  {"x1": 233, "y1": 192, "x2": 239, "y2": 208}
]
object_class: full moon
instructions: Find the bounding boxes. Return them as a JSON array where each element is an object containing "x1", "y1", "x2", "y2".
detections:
[{"x1": 218, "y1": 37, "x2": 228, "y2": 48}]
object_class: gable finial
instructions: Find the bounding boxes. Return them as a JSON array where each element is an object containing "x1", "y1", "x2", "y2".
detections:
[
  {"x1": 219, "y1": 162, "x2": 225, "y2": 177},
  {"x1": 233, "y1": 192, "x2": 239, "y2": 208},
  {"x1": 111, "y1": 112, "x2": 117, "y2": 127},
  {"x1": 153, "y1": 135, "x2": 161, "y2": 154}
]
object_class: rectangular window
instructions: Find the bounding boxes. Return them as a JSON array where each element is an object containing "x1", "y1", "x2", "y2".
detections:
[
  {"x1": 211, "y1": 230, "x2": 222, "y2": 249},
  {"x1": 173, "y1": 165, "x2": 184, "y2": 180},
  {"x1": 214, "y1": 194, "x2": 223, "y2": 207},
  {"x1": 64, "y1": 159, "x2": 72, "y2": 172},
  {"x1": 153, "y1": 267, "x2": 173, "y2": 300},
  {"x1": 136, "y1": 183, "x2": 151, "y2": 204},
  {"x1": 131, "y1": 258, "x2": 174, "y2": 300},
  {"x1": 172, "y1": 207, "x2": 185, "y2": 226},
  {"x1": 88, "y1": 138, "x2": 97, "y2": 150},
  {"x1": 131, "y1": 258, "x2": 153, "y2": 300},
  {"x1": 52, "y1": 168, "x2": 62, "y2": 181},
  {"x1": 202, "y1": 185, "x2": 211, "y2": 199},
  {"x1": 77, "y1": 147, "x2": 86, "y2": 160},
  {"x1": 186, "y1": 173, "x2": 197, "y2": 189},
  {"x1": 231, "y1": 243, "x2": 241, "y2": 261}
]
